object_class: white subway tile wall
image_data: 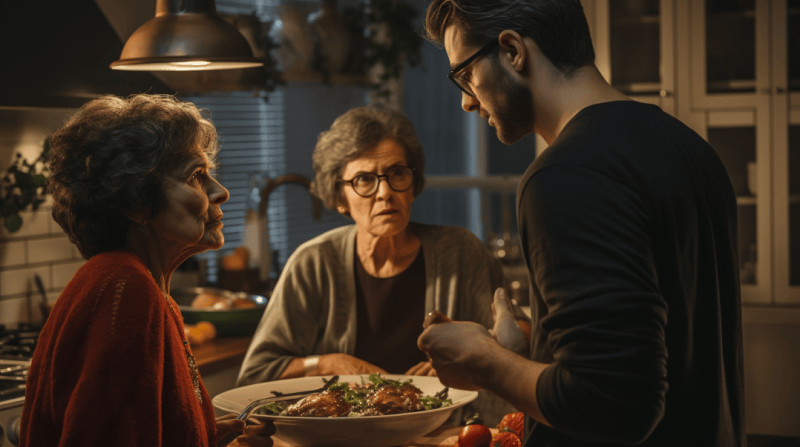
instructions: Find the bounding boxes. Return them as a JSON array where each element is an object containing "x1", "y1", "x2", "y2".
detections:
[
  {"x1": 1, "y1": 107, "x2": 83, "y2": 326},
  {"x1": 0, "y1": 206, "x2": 83, "y2": 326}
]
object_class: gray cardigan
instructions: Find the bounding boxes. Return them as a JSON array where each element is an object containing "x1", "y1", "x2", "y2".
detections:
[
  {"x1": 235, "y1": 222, "x2": 516, "y2": 424},
  {"x1": 237, "y1": 222, "x2": 504, "y2": 385}
]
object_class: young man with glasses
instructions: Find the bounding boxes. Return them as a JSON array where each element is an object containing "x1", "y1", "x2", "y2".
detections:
[{"x1": 418, "y1": 1, "x2": 744, "y2": 446}]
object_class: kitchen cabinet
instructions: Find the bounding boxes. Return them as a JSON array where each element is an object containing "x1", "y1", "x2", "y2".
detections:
[
  {"x1": 771, "y1": 0, "x2": 800, "y2": 305},
  {"x1": 584, "y1": 0, "x2": 800, "y2": 306},
  {"x1": 584, "y1": 0, "x2": 676, "y2": 115},
  {"x1": 685, "y1": 0, "x2": 800, "y2": 305}
]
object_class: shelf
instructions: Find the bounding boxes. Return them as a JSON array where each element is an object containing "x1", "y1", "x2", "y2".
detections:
[
  {"x1": 615, "y1": 82, "x2": 663, "y2": 95},
  {"x1": 742, "y1": 306, "x2": 800, "y2": 324},
  {"x1": 707, "y1": 9, "x2": 756, "y2": 20},
  {"x1": 736, "y1": 193, "x2": 800, "y2": 206},
  {"x1": 737, "y1": 195, "x2": 757, "y2": 206},
  {"x1": 612, "y1": 15, "x2": 660, "y2": 25},
  {"x1": 707, "y1": 79, "x2": 756, "y2": 93}
]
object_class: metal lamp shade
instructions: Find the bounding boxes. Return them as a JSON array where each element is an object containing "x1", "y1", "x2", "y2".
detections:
[{"x1": 110, "y1": 0, "x2": 263, "y2": 71}]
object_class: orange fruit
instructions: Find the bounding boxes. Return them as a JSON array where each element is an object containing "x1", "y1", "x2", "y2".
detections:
[
  {"x1": 497, "y1": 412, "x2": 524, "y2": 439},
  {"x1": 196, "y1": 321, "x2": 217, "y2": 341}
]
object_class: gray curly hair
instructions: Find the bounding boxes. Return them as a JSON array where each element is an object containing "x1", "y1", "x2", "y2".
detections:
[
  {"x1": 48, "y1": 94, "x2": 219, "y2": 259},
  {"x1": 310, "y1": 106, "x2": 426, "y2": 215}
]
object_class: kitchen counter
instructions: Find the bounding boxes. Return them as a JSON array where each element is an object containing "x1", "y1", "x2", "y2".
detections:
[
  {"x1": 193, "y1": 337, "x2": 252, "y2": 414},
  {"x1": 192, "y1": 337, "x2": 252, "y2": 374},
  {"x1": 271, "y1": 426, "x2": 498, "y2": 447}
]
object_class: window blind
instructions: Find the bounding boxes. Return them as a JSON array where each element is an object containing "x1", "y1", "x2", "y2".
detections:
[
  {"x1": 179, "y1": 91, "x2": 287, "y2": 283},
  {"x1": 180, "y1": 0, "x2": 342, "y2": 284}
]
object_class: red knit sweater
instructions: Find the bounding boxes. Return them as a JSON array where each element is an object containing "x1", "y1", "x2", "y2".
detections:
[{"x1": 20, "y1": 251, "x2": 217, "y2": 447}]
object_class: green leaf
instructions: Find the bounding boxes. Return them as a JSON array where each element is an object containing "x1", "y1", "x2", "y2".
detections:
[{"x1": 4, "y1": 214, "x2": 22, "y2": 233}]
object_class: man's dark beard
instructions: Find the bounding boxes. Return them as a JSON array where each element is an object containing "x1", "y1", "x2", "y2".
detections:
[{"x1": 491, "y1": 59, "x2": 535, "y2": 145}]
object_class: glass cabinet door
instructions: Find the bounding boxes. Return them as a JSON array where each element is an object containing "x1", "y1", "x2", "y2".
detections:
[
  {"x1": 787, "y1": 0, "x2": 800, "y2": 108},
  {"x1": 789, "y1": 1, "x2": 800, "y2": 302},
  {"x1": 690, "y1": 0, "x2": 770, "y2": 108},
  {"x1": 609, "y1": 0, "x2": 661, "y2": 93},
  {"x1": 704, "y1": 113, "x2": 772, "y2": 304},
  {"x1": 773, "y1": 0, "x2": 800, "y2": 303},
  {"x1": 786, "y1": 124, "x2": 800, "y2": 301},
  {"x1": 588, "y1": 0, "x2": 675, "y2": 115},
  {"x1": 706, "y1": 0, "x2": 756, "y2": 93}
]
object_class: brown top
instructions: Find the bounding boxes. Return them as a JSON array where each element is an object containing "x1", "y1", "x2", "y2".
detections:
[{"x1": 353, "y1": 247, "x2": 428, "y2": 373}]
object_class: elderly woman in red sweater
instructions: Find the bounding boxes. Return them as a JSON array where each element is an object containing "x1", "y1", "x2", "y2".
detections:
[{"x1": 20, "y1": 94, "x2": 274, "y2": 447}]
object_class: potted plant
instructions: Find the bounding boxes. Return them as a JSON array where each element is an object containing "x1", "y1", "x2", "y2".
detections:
[
  {"x1": 1, "y1": 138, "x2": 50, "y2": 233},
  {"x1": 343, "y1": 0, "x2": 424, "y2": 98}
]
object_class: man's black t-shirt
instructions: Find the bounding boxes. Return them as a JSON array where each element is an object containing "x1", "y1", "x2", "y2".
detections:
[{"x1": 517, "y1": 101, "x2": 744, "y2": 446}]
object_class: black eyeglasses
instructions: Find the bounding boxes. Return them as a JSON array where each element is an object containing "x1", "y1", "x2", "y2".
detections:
[
  {"x1": 447, "y1": 39, "x2": 499, "y2": 97},
  {"x1": 338, "y1": 166, "x2": 415, "y2": 198}
]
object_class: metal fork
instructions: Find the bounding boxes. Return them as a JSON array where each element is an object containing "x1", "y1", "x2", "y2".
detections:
[{"x1": 216, "y1": 375, "x2": 340, "y2": 446}]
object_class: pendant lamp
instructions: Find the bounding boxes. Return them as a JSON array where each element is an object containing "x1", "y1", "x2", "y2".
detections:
[{"x1": 110, "y1": 0, "x2": 263, "y2": 71}]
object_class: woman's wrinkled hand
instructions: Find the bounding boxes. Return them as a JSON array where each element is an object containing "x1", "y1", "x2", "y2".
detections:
[
  {"x1": 215, "y1": 414, "x2": 276, "y2": 447},
  {"x1": 319, "y1": 353, "x2": 388, "y2": 375},
  {"x1": 404, "y1": 361, "x2": 437, "y2": 376}
]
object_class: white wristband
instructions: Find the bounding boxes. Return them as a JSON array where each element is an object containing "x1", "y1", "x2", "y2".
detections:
[{"x1": 303, "y1": 355, "x2": 320, "y2": 374}]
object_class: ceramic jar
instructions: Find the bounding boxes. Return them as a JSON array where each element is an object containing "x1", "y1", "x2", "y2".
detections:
[
  {"x1": 269, "y1": 4, "x2": 315, "y2": 79},
  {"x1": 307, "y1": 0, "x2": 351, "y2": 75}
]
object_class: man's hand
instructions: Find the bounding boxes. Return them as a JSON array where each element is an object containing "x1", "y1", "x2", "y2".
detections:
[
  {"x1": 215, "y1": 414, "x2": 276, "y2": 446},
  {"x1": 418, "y1": 320, "x2": 500, "y2": 390}
]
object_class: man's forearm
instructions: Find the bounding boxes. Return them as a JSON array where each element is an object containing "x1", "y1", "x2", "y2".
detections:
[{"x1": 480, "y1": 347, "x2": 553, "y2": 428}]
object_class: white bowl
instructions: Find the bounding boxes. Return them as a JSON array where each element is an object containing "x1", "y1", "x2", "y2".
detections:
[{"x1": 213, "y1": 374, "x2": 478, "y2": 447}]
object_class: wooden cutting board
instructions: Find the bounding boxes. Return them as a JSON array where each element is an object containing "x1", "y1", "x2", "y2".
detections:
[{"x1": 271, "y1": 425, "x2": 499, "y2": 447}]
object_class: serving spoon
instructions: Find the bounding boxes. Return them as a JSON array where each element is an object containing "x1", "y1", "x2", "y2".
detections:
[{"x1": 216, "y1": 375, "x2": 340, "y2": 446}]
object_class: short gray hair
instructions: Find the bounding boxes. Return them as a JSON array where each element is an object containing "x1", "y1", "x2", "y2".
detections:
[{"x1": 310, "y1": 106, "x2": 426, "y2": 213}]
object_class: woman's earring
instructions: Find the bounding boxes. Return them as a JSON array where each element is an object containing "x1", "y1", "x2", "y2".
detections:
[{"x1": 139, "y1": 222, "x2": 149, "y2": 235}]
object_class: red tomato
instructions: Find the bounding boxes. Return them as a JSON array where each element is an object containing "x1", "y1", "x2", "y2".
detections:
[
  {"x1": 457, "y1": 424, "x2": 492, "y2": 447},
  {"x1": 497, "y1": 412, "x2": 525, "y2": 439},
  {"x1": 492, "y1": 431, "x2": 522, "y2": 447}
]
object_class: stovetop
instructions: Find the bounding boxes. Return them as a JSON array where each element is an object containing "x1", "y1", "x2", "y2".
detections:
[
  {"x1": 0, "y1": 323, "x2": 40, "y2": 406},
  {"x1": 0, "y1": 323, "x2": 40, "y2": 361}
]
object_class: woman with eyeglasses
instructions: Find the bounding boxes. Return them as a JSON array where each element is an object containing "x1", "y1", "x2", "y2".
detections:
[{"x1": 236, "y1": 105, "x2": 517, "y2": 424}]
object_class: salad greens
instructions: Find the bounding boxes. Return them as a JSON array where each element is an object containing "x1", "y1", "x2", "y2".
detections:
[{"x1": 257, "y1": 374, "x2": 453, "y2": 417}]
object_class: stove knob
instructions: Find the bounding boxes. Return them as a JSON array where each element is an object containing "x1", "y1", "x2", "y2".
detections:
[{"x1": 6, "y1": 416, "x2": 20, "y2": 446}]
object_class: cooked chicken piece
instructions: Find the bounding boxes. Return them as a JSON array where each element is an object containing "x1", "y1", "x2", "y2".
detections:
[
  {"x1": 284, "y1": 390, "x2": 352, "y2": 417},
  {"x1": 367, "y1": 383, "x2": 423, "y2": 414}
]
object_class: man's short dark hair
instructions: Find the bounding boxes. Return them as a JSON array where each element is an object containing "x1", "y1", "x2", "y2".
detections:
[{"x1": 425, "y1": 0, "x2": 595, "y2": 75}]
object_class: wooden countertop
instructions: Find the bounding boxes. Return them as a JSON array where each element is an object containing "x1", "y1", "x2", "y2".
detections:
[
  {"x1": 270, "y1": 426, "x2": 499, "y2": 447},
  {"x1": 192, "y1": 337, "x2": 252, "y2": 374}
]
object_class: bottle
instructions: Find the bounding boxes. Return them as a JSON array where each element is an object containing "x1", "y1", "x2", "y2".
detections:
[{"x1": 243, "y1": 175, "x2": 269, "y2": 281}]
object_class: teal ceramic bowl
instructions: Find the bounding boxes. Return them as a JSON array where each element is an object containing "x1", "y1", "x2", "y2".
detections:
[{"x1": 171, "y1": 287, "x2": 269, "y2": 337}]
